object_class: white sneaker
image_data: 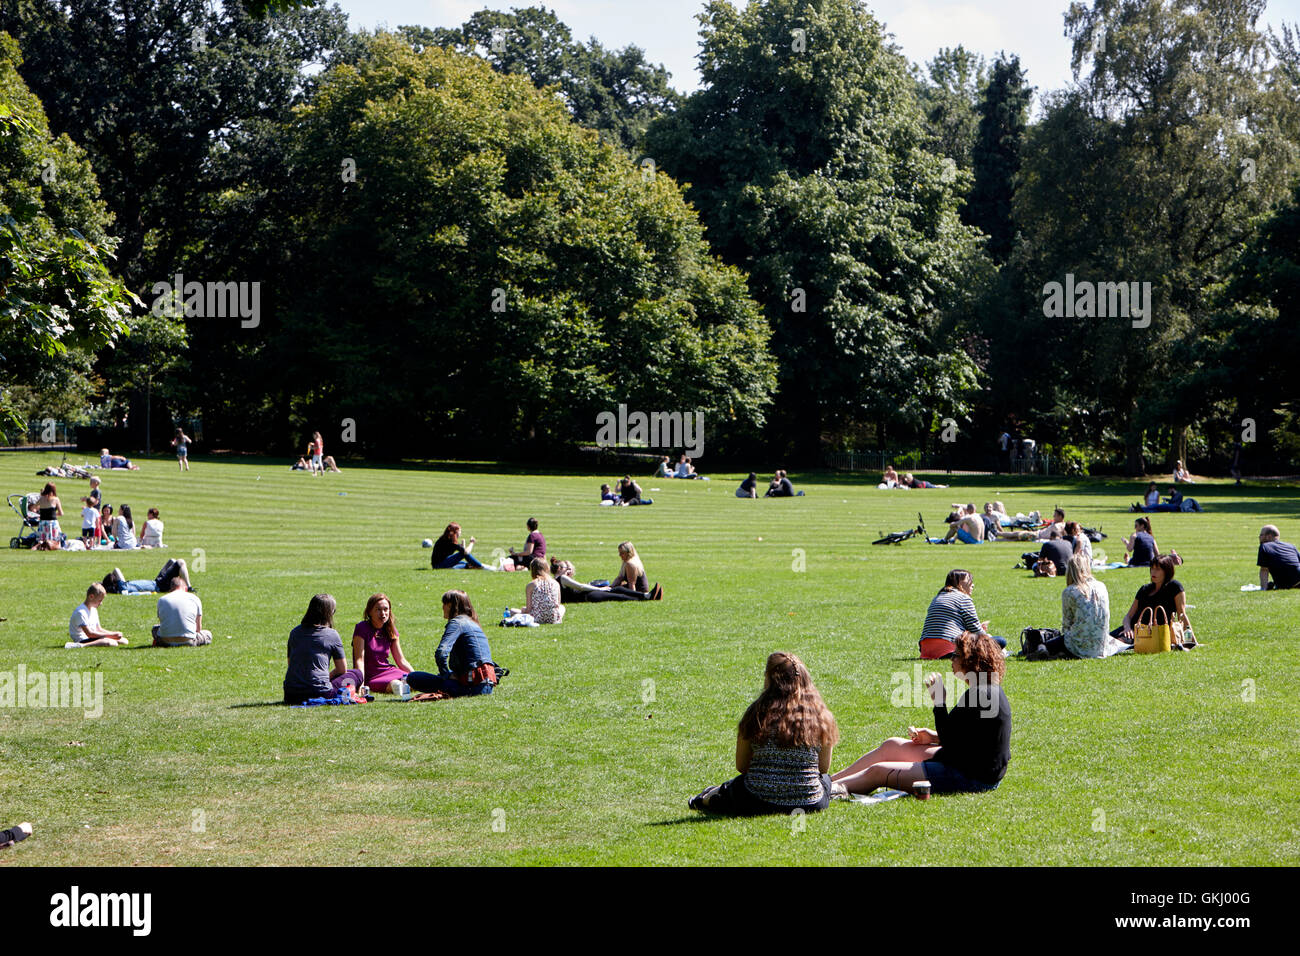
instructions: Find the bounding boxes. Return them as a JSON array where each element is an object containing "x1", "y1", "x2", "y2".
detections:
[{"x1": 65, "y1": 642, "x2": 81, "y2": 649}]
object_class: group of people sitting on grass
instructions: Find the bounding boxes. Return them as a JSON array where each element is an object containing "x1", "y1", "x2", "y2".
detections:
[
  {"x1": 66, "y1": 559, "x2": 208, "y2": 648},
  {"x1": 283, "y1": 590, "x2": 499, "y2": 704},
  {"x1": 878, "y1": 465, "x2": 949, "y2": 489},
  {"x1": 689, "y1": 640, "x2": 1010, "y2": 814},
  {"x1": 599, "y1": 476, "x2": 652, "y2": 505},
  {"x1": 31, "y1": 482, "x2": 166, "y2": 552},
  {"x1": 1131, "y1": 481, "x2": 1200, "y2": 513},
  {"x1": 430, "y1": 519, "x2": 663, "y2": 603},
  {"x1": 654, "y1": 454, "x2": 707, "y2": 480}
]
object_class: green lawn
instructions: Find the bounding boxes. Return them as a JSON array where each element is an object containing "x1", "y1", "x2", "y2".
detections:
[{"x1": 1, "y1": 451, "x2": 1297, "y2": 866}]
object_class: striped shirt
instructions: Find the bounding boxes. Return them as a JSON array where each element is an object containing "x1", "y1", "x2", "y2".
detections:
[
  {"x1": 921, "y1": 589, "x2": 981, "y2": 644},
  {"x1": 743, "y1": 743, "x2": 825, "y2": 806}
]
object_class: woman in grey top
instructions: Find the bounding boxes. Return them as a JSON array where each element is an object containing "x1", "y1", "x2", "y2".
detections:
[{"x1": 688, "y1": 652, "x2": 838, "y2": 815}]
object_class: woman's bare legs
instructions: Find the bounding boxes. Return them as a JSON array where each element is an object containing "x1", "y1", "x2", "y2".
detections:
[
  {"x1": 831, "y1": 737, "x2": 938, "y2": 782},
  {"x1": 837, "y1": 761, "x2": 930, "y2": 795}
]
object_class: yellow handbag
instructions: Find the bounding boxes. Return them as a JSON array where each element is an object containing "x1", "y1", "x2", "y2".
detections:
[{"x1": 1135, "y1": 606, "x2": 1172, "y2": 654}]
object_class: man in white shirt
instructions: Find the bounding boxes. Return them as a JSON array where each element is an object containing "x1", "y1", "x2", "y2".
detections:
[
  {"x1": 152, "y1": 578, "x2": 212, "y2": 647},
  {"x1": 67, "y1": 583, "x2": 128, "y2": 648}
]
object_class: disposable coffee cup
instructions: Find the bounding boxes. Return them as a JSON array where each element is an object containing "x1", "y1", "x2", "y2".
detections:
[{"x1": 913, "y1": 781, "x2": 932, "y2": 800}]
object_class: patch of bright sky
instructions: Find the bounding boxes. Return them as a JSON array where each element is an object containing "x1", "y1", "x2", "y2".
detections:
[{"x1": 331, "y1": 0, "x2": 1300, "y2": 105}]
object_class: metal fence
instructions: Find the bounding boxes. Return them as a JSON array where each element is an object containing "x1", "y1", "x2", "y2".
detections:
[{"x1": 0, "y1": 419, "x2": 78, "y2": 449}]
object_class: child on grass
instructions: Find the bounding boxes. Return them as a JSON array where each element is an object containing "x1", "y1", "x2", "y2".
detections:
[{"x1": 66, "y1": 583, "x2": 128, "y2": 648}]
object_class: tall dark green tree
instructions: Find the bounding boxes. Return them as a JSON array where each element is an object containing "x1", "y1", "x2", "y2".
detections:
[
  {"x1": 645, "y1": 0, "x2": 987, "y2": 458},
  {"x1": 967, "y1": 54, "x2": 1031, "y2": 263}
]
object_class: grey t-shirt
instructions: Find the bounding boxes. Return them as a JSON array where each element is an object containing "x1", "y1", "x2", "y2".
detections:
[
  {"x1": 285, "y1": 625, "x2": 344, "y2": 698},
  {"x1": 157, "y1": 590, "x2": 202, "y2": 639}
]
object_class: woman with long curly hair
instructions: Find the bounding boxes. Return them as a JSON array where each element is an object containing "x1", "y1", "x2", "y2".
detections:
[
  {"x1": 688, "y1": 652, "x2": 839, "y2": 815},
  {"x1": 831, "y1": 632, "x2": 1011, "y2": 798}
]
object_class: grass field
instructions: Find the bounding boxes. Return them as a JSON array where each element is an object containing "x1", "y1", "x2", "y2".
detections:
[{"x1": 1, "y1": 451, "x2": 1297, "y2": 866}]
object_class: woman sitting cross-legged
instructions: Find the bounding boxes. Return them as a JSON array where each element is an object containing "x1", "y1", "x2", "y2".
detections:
[
  {"x1": 1028, "y1": 554, "x2": 1129, "y2": 659},
  {"x1": 352, "y1": 593, "x2": 438, "y2": 693},
  {"x1": 831, "y1": 632, "x2": 1010, "y2": 798},
  {"x1": 689, "y1": 652, "x2": 838, "y2": 816},
  {"x1": 509, "y1": 558, "x2": 565, "y2": 623},
  {"x1": 430, "y1": 522, "x2": 489, "y2": 570},
  {"x1": 283, "y1": 593, "x2": 364, "y2": 704},
  {"x1": 401, "y1": 590, "x2": 499, "y2": 697}
]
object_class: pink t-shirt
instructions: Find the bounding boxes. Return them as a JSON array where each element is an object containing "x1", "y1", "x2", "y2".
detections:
[{"x1": 352, "y1": 620, "x2": 404, "y2": 687}]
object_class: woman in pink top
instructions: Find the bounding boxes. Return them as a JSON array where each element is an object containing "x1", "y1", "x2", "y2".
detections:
[{"x1": 351, "y1": 593, "x2": 425, "y2": 693}]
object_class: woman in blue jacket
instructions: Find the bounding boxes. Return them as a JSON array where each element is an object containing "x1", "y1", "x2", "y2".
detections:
[{"x1": 405, "y1": 590, "x2": 498, "y2": 697}]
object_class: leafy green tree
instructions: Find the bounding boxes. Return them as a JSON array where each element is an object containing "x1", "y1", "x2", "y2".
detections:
[
  {"x1": 645, "y1": 0, "x2": 987, "y2": 457},
  {"x1": 1, "y1": 0, "x2": 348, "y2": 442},
  {"x1": 967, "y1": 54, "x2": 1031, "y2": 263},
  {"x1": 404, "y1": 6, "x2": 680, "y2": 152},
  {"x1": 1008, "y1": 0, "x2": 1298, "y2": 473},
  {"x1": 202, "y1": 36, "x2": 774, "y2": 454},
  {"x1": 0, "y1": 31, "x2": 135, "y2": 437},
  {"x1": 914, "y1": 46, "x2": 987, "y2": 173}
]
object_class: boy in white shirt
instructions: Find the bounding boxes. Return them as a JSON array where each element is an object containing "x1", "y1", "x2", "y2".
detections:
[
  {"x1": 67, "y1": 583, "x2": 128, "y2": 648},
  {"x1": 80, "y1": 497, "x2": 99, "y2": 545}
]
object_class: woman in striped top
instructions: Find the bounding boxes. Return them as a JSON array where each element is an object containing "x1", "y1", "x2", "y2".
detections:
[
  {"x1": 919, "y1": 570, "x2": 1006, "y2": 659},
  {"x1": 688, "y1": 652, "x2": 838, "y2": 815}
]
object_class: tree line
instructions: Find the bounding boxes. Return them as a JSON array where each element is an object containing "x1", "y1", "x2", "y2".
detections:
[{"x1": 1, "y1": 0, "x2": 1297, "y2": 473}]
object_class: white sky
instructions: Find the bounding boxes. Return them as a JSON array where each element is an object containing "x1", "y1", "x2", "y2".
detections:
[{"x1": 330, "y1": 0, "x2": 1300, "y2": 101}]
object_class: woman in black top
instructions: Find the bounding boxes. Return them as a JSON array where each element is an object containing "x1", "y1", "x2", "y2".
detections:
[
  {"x1": 35, "y1": 482, "x2": 63, "y2": 549},
  {"x1": 831, "y1": 632, "x2": 1010, "y2": 796},
  {"x1": 1123, "y1": 516, "x2": 1158, "y2": 566},
  {"x1": 1111, "y1": 553, "x2": 1194, "y2": 643},
  {"x1": 431, "y1": 522, "x2": 488, "y2": 570},
  {"x1": 736, "y1": 473, "x2": 758, "y2": 498}
]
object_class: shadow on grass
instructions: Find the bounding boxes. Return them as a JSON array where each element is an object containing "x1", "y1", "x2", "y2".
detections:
[
  {"x1": 646, "y1": 815, "x2": 731, "y2": 826},
  {"x1": 229, "y1": 700, "x2": 287, "y2": 708}
]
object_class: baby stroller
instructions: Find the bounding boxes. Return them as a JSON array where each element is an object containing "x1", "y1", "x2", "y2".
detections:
[{"x1": 8, "y1": 492, "x2": 40, "y2": 549}]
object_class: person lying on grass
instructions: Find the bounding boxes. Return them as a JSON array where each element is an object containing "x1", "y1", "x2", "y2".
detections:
[
  {"x1": 66, "y1": 583, "x2": 128, "y2": 648},
  {"x1": 919, "y1": 569, "x2": 1007, "y2": 658},
  {"x1": 352, "y1": 593, "x2": 437, "y2": 693},
  {"x1": 508, "y1": 559, "x2": 565, "y2": 624},
  {"x1": 831, "y1": 632, "x2": 1010, "y2": 799},
  {"x1": 284, "y1": 593, "x2": 364, "y2": 705},
  {"x1": 101, "y1": 558, "x2": 193, "y2": 595},
  {"x1": 1110, "y1": 553, "x2": 1195, "y2": 646},
  {"x1": 689, "y1": 652, "x2": 838, "y2": 815}
]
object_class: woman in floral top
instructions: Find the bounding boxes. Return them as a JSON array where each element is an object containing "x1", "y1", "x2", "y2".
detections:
[
  {"x1": 515, "y1": 558, "x2": 565, "y2": 624},
  {"x1": 1034, "y1": 554, "x2": 1128, "y2": 659}
]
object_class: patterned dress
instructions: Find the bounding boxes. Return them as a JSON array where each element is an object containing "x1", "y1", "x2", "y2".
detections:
[
  {"x1": 527, "y1": 576, "x2": 563, "y2": 624},
  {"x1": 1062, "y1": 581, "x2": 1127, "y2": 658}
]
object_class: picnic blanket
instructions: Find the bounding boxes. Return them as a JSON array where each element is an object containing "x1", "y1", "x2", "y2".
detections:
[
  {"x1": 850, "y1": 789, "x2": 911, "y2": 805},
  {"x1": 1092, "y1": 561, "x2": 1132, "y2": 571},
  {"x1": 291, "y1": 689, "x2": 367, "y2": 707}
]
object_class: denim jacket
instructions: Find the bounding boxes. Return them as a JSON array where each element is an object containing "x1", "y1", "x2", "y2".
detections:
[{"x1": 435, "y1": 615, "x2": 493, "y2": 676}]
